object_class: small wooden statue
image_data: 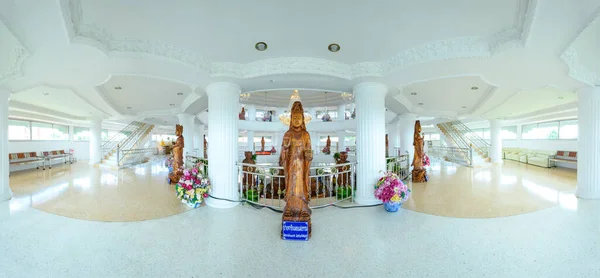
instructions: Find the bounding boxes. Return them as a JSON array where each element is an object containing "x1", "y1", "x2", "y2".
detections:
[
  {"x1": 261, "y1": 136, "x2": 265, "y2": 152},
  {"x1": 203, "y1": 135, "x2": 208, "y2": 159},
  {"x1": 322, "y1": 135, "x2": 331, "y2": 154},
  {"x1": 280, "y1": 101, "x2": 313, "y2": 238},
  {"x1": 411, "y1": 120, "x2": 427, "y2": 183},
  {"x1": 169, "y1": 124, "x2": 184, "y2": 184},
  {"x1": 336, "y1": 151, "x2": 350, "y2": 187},
  {"x1": 242, "y1": 151, "x2": 256, "y2": 191},
  {"x1": 239, "y1": 107, "x2": 246, "y2": 120}
]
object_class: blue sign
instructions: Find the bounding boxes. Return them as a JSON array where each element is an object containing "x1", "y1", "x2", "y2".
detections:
[{"x1": 282, "y1": 221, "x2": 309, "y2": 241}]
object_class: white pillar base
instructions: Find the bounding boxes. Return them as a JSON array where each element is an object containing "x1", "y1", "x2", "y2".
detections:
[{"x1": 576, "y1": 87, "x2": 600, "y2": 199}]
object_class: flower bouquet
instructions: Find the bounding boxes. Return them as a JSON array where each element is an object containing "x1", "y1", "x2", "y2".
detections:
[
  {"x1": 423, "y1": 153, "x2": 431, "y2": 167},
  {"x1": 374, "y1": 171, "x2": 410, "y2": 212},
  {"x1": 165, "y1": 155, "x2": 174, "y2": 173},
  {"x1": 175, "y1": 167, "x2": 211, "y2": 208}
]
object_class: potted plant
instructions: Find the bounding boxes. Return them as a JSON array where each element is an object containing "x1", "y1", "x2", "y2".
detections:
[
  {"x1": 333, "y1": 152, "x2": 341, "y2": 162},
  {"x1": 374, "y1": 171, "x2": 410, "y2": 212},
  {"x1": 175, "y1": 167, "x2": 211, "y2": 208}
]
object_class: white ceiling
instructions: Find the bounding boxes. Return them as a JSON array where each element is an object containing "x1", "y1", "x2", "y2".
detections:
[
  {"x1": 241, "y1": 89, "x2": 350, "y2": 108},
  {"x1": 11, "y1": 85, "x2": 105, "y2": 118},
  {"x1": 99, "y1": 75, "x2": 192, "y2": 114},
  {"x1": 1, "y1": 0, "x2": 599, "y2": 127}
]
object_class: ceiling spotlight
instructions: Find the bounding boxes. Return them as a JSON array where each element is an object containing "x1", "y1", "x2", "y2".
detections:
[
  {"x1": 169, "y1": 104, "x2": 175, "y2": 107},
  {"x1": 328, "y1": 43, "x2": 340, "y2": 52},
  {"x1": 42, "y1": 92, "x2": 49, "y2": 96},
  {"x1": 126, "y1": 106, "x2": 132, "y2": 109},
  {"x1": 558, "y1": 96, "x2": 564, "y2": 99},
  {"x1": 410, "y1": 92, "x2": 417, "y2": 96},
  {"x1": 418, "y1": 103, "x2": 424, "y2": 106},
  {"x1": 177, "y1": 92, "x2": 183, "y2": 96},
  {"x1": 471, "y1": 86, "x2": 478, "y2": 90},
  {"x1": 255, "y1": 42, "x2": 267, "y2": 51},
  {"x1": 269, "y1": 80, "x2": 275, "y2": 83},
  {"x1": 462, "y1": 106, "x2": 467, "y2": 108},
  {"x1": 114, "y1": 86, "x2": 122, "y2": 90}
]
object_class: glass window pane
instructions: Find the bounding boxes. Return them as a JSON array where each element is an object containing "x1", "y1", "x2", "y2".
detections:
[
  {"x1": 522, "y1": 124, "x2": 537, "y2": 139},
  {"x1": 501, "y1": 126, "x2": 517, "y2": 139},
  {"x1": 537, "y1": 122, "x2": 559, "y2": 139},
  {"x1": 559, "y1": 120, "x2": 578, "y2": 139},
  {"x1": 8, "y1": 119, "x2": 31, "y2": 140},
  {"x1": 431, "y1": 133, "x2": 440, "y2": 140},
  {"x1": 482, "y1": 128, "x2": 490, "y2": 140},
  {"x1": 74, "y1": 126, "x2": 91, "y2": 141}
]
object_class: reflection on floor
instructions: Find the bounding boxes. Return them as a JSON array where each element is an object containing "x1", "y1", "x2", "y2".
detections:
[
  {"x1": 8, "y1": 158, "x2": 578, "y2": 221},
  {"x1": 8, "y1": 160, "x2": 191, "y2": 221},
  {"x1": 402, "y1": 160, "x2": 577, "y2": 218}
]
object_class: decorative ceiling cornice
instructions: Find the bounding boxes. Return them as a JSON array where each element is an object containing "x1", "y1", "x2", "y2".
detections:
[
  {"x1": 559, "y1": 6, "x2": 600, "y2": 87},
  {"x1": 61, "y1": 0, "x2": 534, "y2": 80},
  {"x1": 0, "y1": 19, "x2": 30, "y2": 84}
]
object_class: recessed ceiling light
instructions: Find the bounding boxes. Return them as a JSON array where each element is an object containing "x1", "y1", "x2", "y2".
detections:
[
  {"x1": 462, "y1": 106, "x2": 467, "y2": 108},
  {"x1": 269, "y1": 80, "x2": 275, "y2": 83},
  {"x1": 170, "y1": 104, "x2": 175, "y2": 107},
  {"x1": 114, "y1": 86, "x2": 122, "y2": 90},
  {"x1": 418, "y1": 103, "x2": 424, "y2": 106},
  {"x1": 255, "y1": 42, "x2": 267, "y2": 51},
  {"x1": 471, "y1": 86, "x2": 478, "y2": 90},
  {"x1": 328, "y1": 43, "x2": 340, "y2": 52},
  {"x1": 177, "y1": 92, "x2": 183, "y2": 96},
  {"x1": 410, "y1": 92, "x2": 417, "y2": 96},
  {"x1": 42, "y1": 92, "x2": 49, "y2": 96},
  {"x1": 126, "y1": 106, "x2": 132, "y2": 109},
  {"x1": 558, "y1": 96, "x2": 564, "y2": 99}
]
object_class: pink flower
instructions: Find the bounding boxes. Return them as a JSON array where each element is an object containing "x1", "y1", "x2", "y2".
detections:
[{"x1": 203, "y1": 193, "x2": 208, "y2": 198}]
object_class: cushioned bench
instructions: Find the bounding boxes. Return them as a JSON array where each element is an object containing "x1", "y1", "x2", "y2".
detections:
[
  {"x1": 550, "y1": 151, "x2": 577, "y2": 167},
  {"x1": 9, "y1": 152, "x2": 45, "y2": 170},
  {"x1": 42, "y1": 150, "x2": 73, "y2": 169}
]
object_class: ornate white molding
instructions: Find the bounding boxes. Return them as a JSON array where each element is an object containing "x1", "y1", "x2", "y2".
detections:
[
  {"x1": 561, "y1": 47, "x2": 600, "y2": 86},
  {"x1": 0, "y1": 19, "x2": 30, "y2": 84},
  {"x1": 61, "y1": 0, "x2": 534, "y2": 80}
]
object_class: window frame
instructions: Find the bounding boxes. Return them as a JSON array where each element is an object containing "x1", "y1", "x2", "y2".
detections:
[{"x1": 521, "y1": 119, "x2": 577, "y2": 140}]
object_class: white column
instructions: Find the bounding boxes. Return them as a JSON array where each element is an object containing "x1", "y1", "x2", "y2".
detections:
[
  {"x1": 89, "y1": 118, "x2": 102, "y2": 165},
  {"x1": 247, "y1": 105, "x2": 256, "y2": 121},
  {"x1": 193, "y1": 124, "x2": 201, "y2": 154},
  {"x1": 387, "y1": 120, "x2": 400, "y2": 157},
  {"x1": 196, "y1": 124, "x2": 205, "y2": 158},
  {"x1": 576, "y1": 87, "x2": 600, "y2": 199},
  {"x1": 308, "y1": 108, "x2": 316, "y2": 119},
  {"x1": 354, "y1": 82, "x2": 388, "y2": 205},
  {"x1": 338, "y1": 104, "x2": 346, "y2": 121},
  {"x1": 247, "y1": 130, "x2": 255, "y2": 151},
  {"x1": 206, "y1": 82, "x2": 240, "y2": 208},
  {"x1": 0, "y1": 89, "x2": 12, "y2": 201},
  {"x1": 336, "y1": 131, "x2": 346, "y2": 152},
  {"x1": 398, "y1": 113, "x2": 417, "y2": 161},
  {"x1": 489, "y1": 119, "x2": 503, "y2": 163},
  {"x1": 177, "y1": 113, "x2": 195, "y2": 158}
]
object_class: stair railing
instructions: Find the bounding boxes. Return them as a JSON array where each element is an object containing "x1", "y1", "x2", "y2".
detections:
[
  {"x1": 101, "y1": 121, "x2": 143, "y2": 159},
  {"x1": 450, "y1": 121, "x2": 490, "y2": 157}
]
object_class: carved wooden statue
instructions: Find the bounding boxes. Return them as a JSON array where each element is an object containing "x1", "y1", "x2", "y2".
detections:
[
  {"x1": 239, "y1": 107, "x2": 246, "y2": 120},
  {"x1": 280, "y1": 101, "x2": 313, "y2": 238},
  {"x1": 336, "y1": 151, "x2": 350, "y2": 187},
  {"x1": 322, "y1": 135, "x2": 331, "y2": 154},
  {"x1": 261, "y1": 136, "x2": 265, "y2": 152},
  {"x1": 385, "y1": 134, "x2": 389, "y2": 157},
  {"x1": 411, "y1": 120, "x2": 427, "y2": 183},
  {"x1": 169, "y1": 124, "x2": 184, "y2": 184},
  {"x1": 203, "y1": 135, "x2": 207, "y2": 159},
  {"x1": 242, "y1": 151, "x2": 256, "y2": 191}
]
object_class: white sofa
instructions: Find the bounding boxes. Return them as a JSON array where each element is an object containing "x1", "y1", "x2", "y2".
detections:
[{"x1": 502, "y1": 148, "x2": 556, "y2": 168}]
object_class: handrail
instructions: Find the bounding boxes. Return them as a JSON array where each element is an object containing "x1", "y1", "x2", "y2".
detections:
[
  {"x1": 449, "y1": 121, "x2": 490, "y2": 157},
  {"x1": 118, "y1": 124, "x2": 154, "y2": 164},
  {"x1": 429, "y1": 146, "x2": 473, "y2": 166}
]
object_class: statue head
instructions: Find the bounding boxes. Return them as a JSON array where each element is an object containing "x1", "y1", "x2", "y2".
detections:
[
  {"x1": 340, "y1": 151, "x2": 348, "y2": 161},
  {"x1": 414, "y1": 120, "x2": 422, "y2": 134},
  {"x1": 244, "y1": 151, "x2": 253, "y2": 160},
  {"x1": 290, "y1": 101, "x2": 306, "y2": 130},
  {"x1": 175, "y1": 124, "x2": 183, "y2": 136}
]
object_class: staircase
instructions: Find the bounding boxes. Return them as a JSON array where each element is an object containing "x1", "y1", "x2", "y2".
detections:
[
  {"x1": 101, "y1": 121, "x2": 155, "y2": 168},
  {"x1": 434, "y1": 121, "x2": 490, "y2": 167}
]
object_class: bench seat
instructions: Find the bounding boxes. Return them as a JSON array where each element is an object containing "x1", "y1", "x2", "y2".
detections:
[{"x1": 9, "y1": 152, "x2": 45, "y2": 171}]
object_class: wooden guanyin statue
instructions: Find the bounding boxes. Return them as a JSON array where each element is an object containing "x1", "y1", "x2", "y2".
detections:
[
  {"x1": 242, "y1": 151, "x2": 256, "y2": 191},
  {"x1": 411, "y1": 120, "x2": 427, "y2": 183},
  {"x1": 261, "y1": 136, "x2": 265, "y2": 152},
  {"x1": 322, "y1": 135, "x2": 331, "y2": 154},
  {"x1": 280, "y1": 101, "x2": 313, "y2": 237},
  {"x1": 203, "y1": 135, "x2": 207, "y2": 159},
  {"x1": 385, "y1": 134, "x2": 389, "y2": 157},
  {"x1": 239, "y1": 107, "x2": 246, "y2": 120},
  {"x1": 169, "y1": 124, "x2": 184, "y2": 184}
]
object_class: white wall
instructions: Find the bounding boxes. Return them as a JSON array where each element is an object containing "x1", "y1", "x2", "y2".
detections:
[{"x1": 8, "y1": 140, "x2": 90, "y2": 172}]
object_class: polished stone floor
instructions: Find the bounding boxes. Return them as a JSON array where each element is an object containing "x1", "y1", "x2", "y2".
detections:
[
  {"x1": 7, "y1": 158, "x2": 577, "y2": 221},
  {"x1": 2, "y1": 159, "x2": 597, "y2": 277}
]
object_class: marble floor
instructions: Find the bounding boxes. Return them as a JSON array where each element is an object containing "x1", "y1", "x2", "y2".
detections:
[
  {"x1": 7, "y1": 158, "x2": 577, "y2": 221},
  {"x1": 1, "y1": 159, "x2": 597, "y2": 277}
]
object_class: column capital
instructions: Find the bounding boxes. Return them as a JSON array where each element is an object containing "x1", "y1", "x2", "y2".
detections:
[
  {"x1": 353, "y1": 82, "x2": 388, "y2": 96},
  {"x1": 206, "y1": 82, "x2": 241, "y2": 96}
]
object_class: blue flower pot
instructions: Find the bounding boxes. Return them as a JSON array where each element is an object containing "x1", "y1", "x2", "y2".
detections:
[{"x1": 384, "y1": 201, "x2": 401, "y2": 212}]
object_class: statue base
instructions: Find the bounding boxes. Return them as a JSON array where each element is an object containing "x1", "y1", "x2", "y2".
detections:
[
  {"x1": 412, "y1": 168, "x2": 427, "y2": 183},
  {"x1": 281, "y1": 196, "x2": 312, "y2": 239}
]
